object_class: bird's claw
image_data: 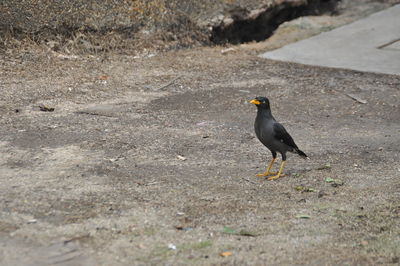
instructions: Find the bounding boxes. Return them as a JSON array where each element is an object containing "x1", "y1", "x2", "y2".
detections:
[
  {"x1": 267, "y1": 174, "x2": 284, "y2": 181},
  {"x1": 256, "y1": 171, "x2": 278, "y2": 177},
  {"x1": 256, "y1": 172, "x2": 285, "y2": 179}
]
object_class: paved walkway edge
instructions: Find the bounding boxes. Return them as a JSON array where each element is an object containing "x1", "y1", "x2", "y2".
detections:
[{"x1": 260, "y1": 5, "x2": 400, "y2": 75}]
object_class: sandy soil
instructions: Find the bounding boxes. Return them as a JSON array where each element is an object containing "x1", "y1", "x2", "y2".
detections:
[{"x1": 1, "y1": 10, "x2": 400, "y2": 266}]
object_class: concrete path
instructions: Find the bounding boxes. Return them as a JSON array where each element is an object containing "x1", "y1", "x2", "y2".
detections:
[{"x1": 261, "y1": 5, "x2": 400, "y2": 76}]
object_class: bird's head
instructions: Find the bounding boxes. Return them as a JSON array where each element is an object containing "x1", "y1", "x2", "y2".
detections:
[{"x1": 250, "y1": 96, "x2": 270, "y2": 109}]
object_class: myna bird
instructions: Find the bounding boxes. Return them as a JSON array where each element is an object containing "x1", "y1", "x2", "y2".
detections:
[{"x1": 250, "y1": 96, "x2": 308, "y2": 180}]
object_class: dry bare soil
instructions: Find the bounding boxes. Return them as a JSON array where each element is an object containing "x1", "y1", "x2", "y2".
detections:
[{"x1": 1, "y1": 24, "x2": 400, "y2": 266}]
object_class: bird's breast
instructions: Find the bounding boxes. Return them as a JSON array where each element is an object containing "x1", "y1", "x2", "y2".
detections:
[{"x1": 254, "y1": 117, "x2": 274, "y2": 145}]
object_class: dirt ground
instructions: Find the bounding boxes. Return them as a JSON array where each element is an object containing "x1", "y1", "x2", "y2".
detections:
[{"x1": 1, "y1": 9, "x2": 400, "y2": 266}]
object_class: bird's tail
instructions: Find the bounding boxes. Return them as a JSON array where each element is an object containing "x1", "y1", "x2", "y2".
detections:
[{"x1": 296, "y1": 149, "x2": 309, "y2": 159}]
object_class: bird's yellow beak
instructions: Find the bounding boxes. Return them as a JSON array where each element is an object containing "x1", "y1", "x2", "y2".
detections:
[{"x1": 250, "y1": 99, "x2": 261, "y2": 105}]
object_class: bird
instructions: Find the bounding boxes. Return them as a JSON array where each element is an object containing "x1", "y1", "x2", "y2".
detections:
[{"x1": 250, "y1": 96, "x2": 308, "y2": 180}]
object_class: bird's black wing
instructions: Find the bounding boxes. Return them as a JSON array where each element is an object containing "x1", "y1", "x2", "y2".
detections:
[{"x1": 273, "y1": 122, "x2": 298, "y2": 149}]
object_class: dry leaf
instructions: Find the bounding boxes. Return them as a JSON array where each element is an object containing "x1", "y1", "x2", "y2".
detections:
[
  {"x1": 38, "y1": 104, "x2": 55, "y2": 112},
  {"x1": 219, "y1": 251, "x2": 232, "y2": 257}
]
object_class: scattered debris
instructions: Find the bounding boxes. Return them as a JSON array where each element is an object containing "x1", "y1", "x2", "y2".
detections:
[
  {"x1": 174, "y1": 226, "x2": 193, "y2": 231},
  {"x1": 64, "y1": 234, "x2": 91, "y2": 244},
  {"x1": 38, "y1": 104, "x2": 55, "y2": 112},
  {"x1": 318, "y1": 190, "x2": 328, "y2": 198},
  {"x1": 51, "y1": 51, "x2": 79, "y2": 60},
  {"x1": 325, "y1": 178, "x2": 344, "y2": 187},
  {"x1": 108, "y1": 155, "x2": 124, "y2": 162},
  {"x1": 196, "y1": 121, "x2": 213, "y2": 127},
  {"x1": 295, "y1": 186, "x2": 304, "y2": 191},
  {"x1": 237, "y1": 229, "x2": 258, "y2": 237},
  {"x1": 345, "y1": 93, "x2": 367, "y2": 104},
  {"x1": 154, "y1": 76, "x2": 181, "y2": 91},
  {"x1": 135, "y1": 180, "x2": 160, "y2": 186},
  {"x1": 295, "y1": 186, "x2": 315, "y2": 192},
  {"x1": 167, "y1": 243, "x2": 177, "y2": 250},
  {"x1": 222, "y1": 226, "x2": 258, "y2": 237},
  {"x1": 331, "y1": 180, "x2": 344, "y2": 187},
  {"x1": 143, "y1": 181, "x2": 160, "y2": 186},
  {"x1": 296, "y1": 215, "x2": 311, "y2": 219},
  {"x1": 75, "y1": 109, "x2": 114, "y2": 117},
  {"x1": 219, "y1": 251, "x2": 232, "y2": 257},
  {"x1": 221, "y1": 47, "x2": 235, "y2": 54},
  {"x1": 292, "y1": 173, "x2": 302, "y2": 178},
  {"x1": 46, "y1": 125, "x2": 59, "y2": 129},
  {"x1": 177, "y1": 155, "x2": 187, "y2": 161},
  {"x1": 316, "y1": 163, "x2": 332, "y2": 170}
]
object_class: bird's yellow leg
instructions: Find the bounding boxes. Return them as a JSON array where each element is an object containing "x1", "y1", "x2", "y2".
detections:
[
  {"x1": 256, "y1": 158, "x2": 277, "y2": 177},
  {"x1": 268, "y1": 161, "x2": 286, "y2": 180}
]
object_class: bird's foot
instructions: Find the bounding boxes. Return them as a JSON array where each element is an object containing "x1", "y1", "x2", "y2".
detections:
[
  {"x1": 256, "y1": 171, "x2": 278, "y2": 177},
  {"x1": 267, "y1": 173, "x2": 285, "y2": 181},
  {"x1": 256, "y1": 172, "x2": 285, "y2": 178}
]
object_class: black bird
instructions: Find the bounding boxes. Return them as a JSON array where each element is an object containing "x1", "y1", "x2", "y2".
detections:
[{"x1": 250, "y1": 96, "x2": 308, "y2": 180}]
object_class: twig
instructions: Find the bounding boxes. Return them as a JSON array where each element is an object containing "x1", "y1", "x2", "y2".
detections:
[
  {"x1": 155, "y1": 76, "x2": 181, "y2": 91},
  {"x1": 145, "y1": 181, "x2": 160, "y2": 186},
  {"x1": 333, "y1": 89, "x2": 367, "y2": 104},
  {"x1": 75, "y1": 111, "x2": 115, "y2": 117},
  {"x1": 63, "y1": 234, "x2": 91, "y2": 244},
  {"x1": 345, "y1": 93, "x2": 367, "y2": 104}
]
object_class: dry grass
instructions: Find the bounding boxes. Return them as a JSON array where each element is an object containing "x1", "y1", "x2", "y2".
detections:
[{"x1": 0, "y1": 0, "x2": 210, "y2": 56}]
